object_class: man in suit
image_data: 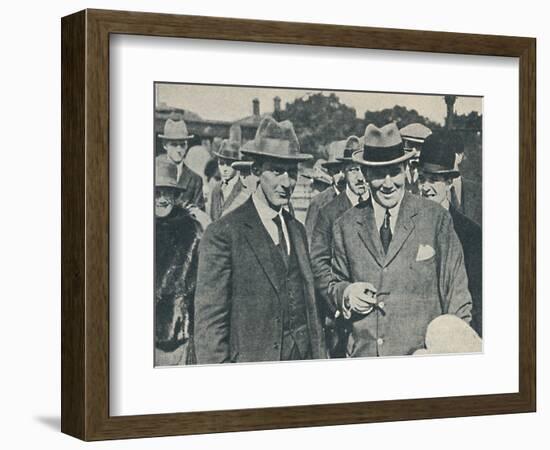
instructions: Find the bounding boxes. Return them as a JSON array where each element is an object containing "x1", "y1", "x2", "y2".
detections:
[
  {"x1": 156, "y1": 118, "x2": 205, "y2": 210},
  {"x1": 209, "y1": 137, "x2": 249, "y2": 221},
  {"x1": 328, "y1": 123, "x2": 472, "y2": 357},
  {"x1": 194, "y1": 117, "x2": 326, "y2": 364},
  {"x1": 310, "y1": 135, "x2": 367, "y2": 357},
  {"x1": 304, "y1": 139, "x2": 350, "y2": 245},
  {"x1": 418, "y1": 130, "x2": 482, "y2": 337},
  {"x1": 399, "y1": 122, "x2": 432, "y2": 195},
  {"x1": 450, "y1": 133, "x2": 482, "y2": 226}
]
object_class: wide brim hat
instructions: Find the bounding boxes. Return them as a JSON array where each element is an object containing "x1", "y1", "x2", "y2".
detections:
[
  {"x1": 337, "y1": 135, "x2": 363, "y2": 162},
  {"x1": 155, "y1": 158, "x2": 183, "y2": 189},
  {"x1": 159, "y1": 118, "x2": 195, "y2": 140},
  {"x1": 418, "y1": 130, "x2": 460, "y2": 178},
  {"x1": 240, "y1": 117, "x2": 312, "y2": 162},
  {"x1": 322, "y1": 140, "x2": 346, "y2": 168},
  {"x1": 213, "y1": 139, "x2": 241, "y2": 161},
  {"x1": 353, "y1": 123, "x2": 417, "y2": 167}
]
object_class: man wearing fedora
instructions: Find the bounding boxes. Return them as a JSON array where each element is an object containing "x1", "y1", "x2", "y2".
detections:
[
  {"x1": 328, "y1": 123, "x2": 472, "y2": 357},
  {"x1": 310, "y1": 135, "x2": 368, "y2": 357},
  {"x1": 156, "y1": 118, "x2": 205, "y2": 210},
  {"x1": 304, "y1": 140, "x2": 348, "y2": 245},
  {"x1": 418, "y1": 130, "x2": 482, "y2": 337},
  {"x1": 194, "y1": 117, "x2": 326, "y2": 364},
  {"x1": 209, "y1": 137, "x2": 249, "y2": 222},
  {"x1": 399, "y1": 122, "x2": 432, "y2": 195}
]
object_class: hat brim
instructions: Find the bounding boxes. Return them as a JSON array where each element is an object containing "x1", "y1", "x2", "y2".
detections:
[
  {"x1": 322, "y1": 160, "x2": 346, "y2": 168},
  {"x1": 159, "y1": 134, "x2": 195, "y2": 140},
  {"x1": 419, "y1": 168, "x2": 460, "y2": 178},
  {"x1": 240, "y1": 148, "x2": 312, "y2": 162},
  {"x1": 352, "y1": 149, "x2": 417, "y2": 166},
  {"x1": 155, "y1": 182, "x2": 182, "y2": 190},
  {"x1": 212, "y1": 150, "x2": 241, "y2": 161}
]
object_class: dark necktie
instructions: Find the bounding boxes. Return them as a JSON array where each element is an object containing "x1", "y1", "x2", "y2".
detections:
[
  {"x1": 272, "y1": 215, "x2": 289, "y2": 263},
  {"x1": 380, "y1": 209, "x2": 392, "y2": 254}
]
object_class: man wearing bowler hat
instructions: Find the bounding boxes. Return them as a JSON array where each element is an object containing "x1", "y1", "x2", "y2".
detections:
[
  {"x1": 418, "y1": 130, "x2": 482, "y2": 337},
  {"x1": 328, "y1": 123, "x2": 472, "y2": 357},
  {"x1": 310, "y1": 135, "x2": 368, "y2": 357},
  {"x1": 156, "y1": 118, "x2": 205, "y2": 210},
  {"x1": 304, "y1": 140, "x2": 348, "y2": 245},
  {"x1": 194, "y1": 117, "x2": 326, "y2": 364}
]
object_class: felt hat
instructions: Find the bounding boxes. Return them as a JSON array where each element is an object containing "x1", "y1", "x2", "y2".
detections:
[
  {"x1": 322, "y1": 140, "x2": 346, "y2": 168},
  {"x1": 240, "y1": 117, "x2": 312, "y2": 161},
  {"x1": 213, "y1": 139, "x2": 241, "y2": 161},
  {"x1": 399, "y1": 123, "x2": 432, "y2": 144},
  {"x1": 337, "y1": 135, "x2": 363, "y2": 162},
  {"x1": 159, "y1": 118, "x2": 194, "y2": 140},
  {"x1": 155, "y1": 158, "x2": 181, "y2": 189},
  {"x1": 353, "y1": 123, "x2": 416, "y2": 166},
  {"x1": 418, "y1": 130, "x2": 460, "y2": 178}
]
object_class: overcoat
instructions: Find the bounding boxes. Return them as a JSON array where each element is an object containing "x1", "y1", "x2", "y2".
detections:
[
  {"x1": 209, "y1": 177, "x2": 249, "y2": 222},
  {"x1": 449, "y1": 205, "x2": 482, "y2": 337},
  {"x1": 453, "y1": 176, "x2": 482, "y2": 226},
  {"x1": 194, "y1": 198, "x2": 326, "y2": 364},
  {"x1": 156, "y1": 154, "x2": 205, "y2": 210},
  {"x1": 304, "y1": 187, "x2": 337, "y2": 246},
  {"x1": 328, "y1": 192, "x2": 472, "y2": 357}
]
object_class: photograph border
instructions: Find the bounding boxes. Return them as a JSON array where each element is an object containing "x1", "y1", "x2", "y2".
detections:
[{"x1": 61, "y1": 9, "x2": 536, "y2": 440}]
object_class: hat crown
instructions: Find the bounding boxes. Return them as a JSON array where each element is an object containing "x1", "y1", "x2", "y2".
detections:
[
  {"x1": 419, "y1": 130, "x2": 457, "y2": 172},
  {"x1": 160, "y1": 118, "x2": 191, "y2": 140},
  {"x1": 215, "y1": 138, "x2": 241, "y2": 160},
  {"x1": 342, "y1": 135, "x2": 362, "y2": 159},
  {"x1": 326, "y1": 140, "x2": 346, "y2": 163},
  {"x1": 364, "y1": 123, "x2": 403, "y2": 148},
  {"x1": 399, "y1": 123, "x2": 432, "y2": 141},
  {"x1": 241, "y1": 117, "x2": 312, "y2": 161},
  {"x1": 156, "y1": 158, "x2": 179, "y2": 188}
]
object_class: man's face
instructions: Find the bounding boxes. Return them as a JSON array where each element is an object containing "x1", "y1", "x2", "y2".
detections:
[
  {"x1": 327, "y1": 165, "x2": 345, "y2": 191},
  {"x1": 155, "y1": 187, "x2": 176, "y2": 218},
  {"x1": 366, "y1": 163, "x2": 406, "y2": 209},
  {"x1": 344, "y1": 163, "x2": 368, "y2": 196},
  {"x1": 418, "y1": 171, "x2": 452, "y2": 206},
  {"x1": 257, "y1": 159, "x2": 298, "y2": 209},
  {"x1": 164, "y1": 140, "x2": 189, "y2": 164},
  {"x1": 217, "y1": 157, "x2": 237, "y2": 182}
]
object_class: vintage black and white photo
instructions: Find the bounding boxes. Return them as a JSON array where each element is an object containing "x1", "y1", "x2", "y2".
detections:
[{"x1": 153, "y1": 83, "x2": 483, "y2": 366}]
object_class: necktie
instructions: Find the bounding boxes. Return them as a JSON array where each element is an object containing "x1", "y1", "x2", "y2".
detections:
[
  {"x1": 380, "y1": 209, "x2": 392, "y2": 254},
  {"x1": 272, "y1": 215, "x2": 289, "y2": 262},
  {"x1": 358, "y1": 194, "x2": 365, "y2": 205}
]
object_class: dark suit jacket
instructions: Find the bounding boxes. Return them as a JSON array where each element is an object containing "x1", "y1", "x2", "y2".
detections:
[
  {"x1": 304, "y1": 187, "x2": 338, "y2": 247},
  {"x1": 329, "y1": 193, "x2": 472, "y2": 357},
  {"x1": 450, "y1": 206, "x2": 483, "y2": 337},
  {"x1": 156, "y1": 154, "x2": 205, "y2": 210},
  {"x1": 194, "y1": 198, "x2": 326, "y2": 364},
  {"x1": 310, "y1": 191, "x2": 353, "y2": 315},
  {"x1": 209, "y1": 178, "x2": 248, "y2": 222},
  {"x1": 454, "y1": 176, "x2": 482, "y2": 226}
]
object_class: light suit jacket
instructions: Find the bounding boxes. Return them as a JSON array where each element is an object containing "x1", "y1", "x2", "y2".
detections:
[
  {"x1": 194, "y1": 198, "x2": 326, "y2": 364},
  {"x1": 328, "y1": 192, "x2": 472, "y2": 357},
  {"x1": 304, "y1": 187, "x2": 338, "y2": 247}
]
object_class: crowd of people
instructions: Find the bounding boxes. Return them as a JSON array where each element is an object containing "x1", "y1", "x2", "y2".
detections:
[{"x1": 154, "y1": 114, "x2": 482, "y2": 366}]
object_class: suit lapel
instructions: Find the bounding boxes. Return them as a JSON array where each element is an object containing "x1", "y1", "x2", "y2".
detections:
[
  {"x1": 285, "y1": 213, "x2": 313, "y2": 285},
  {"x1": 222, "y1": 178, "x2": 244, "y2": 210},
  {"x1": 241, "y1": 199, "x2": 282, "y2": 295},
  {"x1": 383, "y1": 192, "x2": 417, "y2": 267},
  {"x1": 355, "y1": 200, "x2": 385, "y2": 268}
]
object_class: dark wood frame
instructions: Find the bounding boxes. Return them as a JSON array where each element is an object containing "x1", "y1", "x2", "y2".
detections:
[{"x1": 61, "y1": 9, "x2": 536, "y2": 441}]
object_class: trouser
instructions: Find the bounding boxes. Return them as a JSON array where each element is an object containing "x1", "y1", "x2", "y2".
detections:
[{"x1": 281, "y1": 326, "x2": 312, "y2": 361}]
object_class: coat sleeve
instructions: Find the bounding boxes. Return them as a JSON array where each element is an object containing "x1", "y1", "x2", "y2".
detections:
[
  {"x1": 193, "y1": 176, "x2": 205, "y2": 211},
  {"x1": 327, "y1": 219, "x2": 352, "y2": 313},
  {"x1": 304, "y1": 198, "x2": 320, "y2": 248},
  {"x1": 310, "y1": 208, "x2": 337, "y2": 315},
  {"x1": 194, "y1": 221, "x2": 233, "y2": 364},
  {"x1": 437, "y1": 212, "x2": 472, "y2": 322}
]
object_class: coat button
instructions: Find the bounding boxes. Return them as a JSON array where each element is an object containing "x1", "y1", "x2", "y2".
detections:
[{"x1": 377, "y1": 338, "x2": 384, "y2": 346}]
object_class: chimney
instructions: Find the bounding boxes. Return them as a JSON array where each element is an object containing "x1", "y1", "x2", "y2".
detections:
[
  {"x1": 252, "y1": 98, "x2": 260, "y2": 116},
  {"x1": 273, "y1": 96, "x2": 281, "y2": 113}
]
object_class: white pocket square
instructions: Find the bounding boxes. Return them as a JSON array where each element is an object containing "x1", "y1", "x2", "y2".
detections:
[{"x1": 416, "y1": 244, "x2": 435, "y2": 261}]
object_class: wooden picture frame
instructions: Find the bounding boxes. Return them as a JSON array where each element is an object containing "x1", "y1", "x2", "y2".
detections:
[{"x1": 61, "y1": 9, "x2": 536, "y2": 441}]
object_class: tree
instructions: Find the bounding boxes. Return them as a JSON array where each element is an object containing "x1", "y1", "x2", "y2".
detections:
[
  {"x1": 279, "y1": 93, "x2": 358, "y2": 158},
  {"x1": 363, "y1": 105, "x2": 442, "y2": 131}
]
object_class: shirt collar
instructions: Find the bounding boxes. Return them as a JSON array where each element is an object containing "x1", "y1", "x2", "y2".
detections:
[
  {"x1": 345, "y1": 185, "x2": 362, "y2": 207},
  {"x1": 222, "y1": 174, "x2": 239, "y2": 189},
  {"x1": 371, "y1": 190, "x2": 404, "y2": 232},
  {"x1": 252, "y1": 187, "x2": 281, "y2": 221}
]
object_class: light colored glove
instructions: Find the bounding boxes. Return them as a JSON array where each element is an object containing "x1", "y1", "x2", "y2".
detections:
[{"x1": 342, "y1": 282, "x2": 377, "y2": 319}]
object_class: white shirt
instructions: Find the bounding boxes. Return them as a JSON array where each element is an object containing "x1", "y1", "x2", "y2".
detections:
[
  {"x1": 345, "y1": 185, "x2": 368, "y2": 207},
  {"x1": 221, "y1": 174, "x2": 239, "y2": 199},
  {"x1": 452, "y1": 176, "x2": 463, "y2": 206},
  {"x1": 371, "y1": 192, "x2": 403, "y2": 234},
  {"x1": 252, "y1": 188, "x2": 290, "y2": 255}
]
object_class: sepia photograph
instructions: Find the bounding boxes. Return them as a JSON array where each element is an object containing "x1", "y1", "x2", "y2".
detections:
[{"x1": 153, "y1": 82, "x2": 483, "y2": 367}]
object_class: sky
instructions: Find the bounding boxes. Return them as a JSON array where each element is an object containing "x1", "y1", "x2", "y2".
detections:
[{"x1": 156, "y1": 83, "x2": 482, "y2": 125}]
